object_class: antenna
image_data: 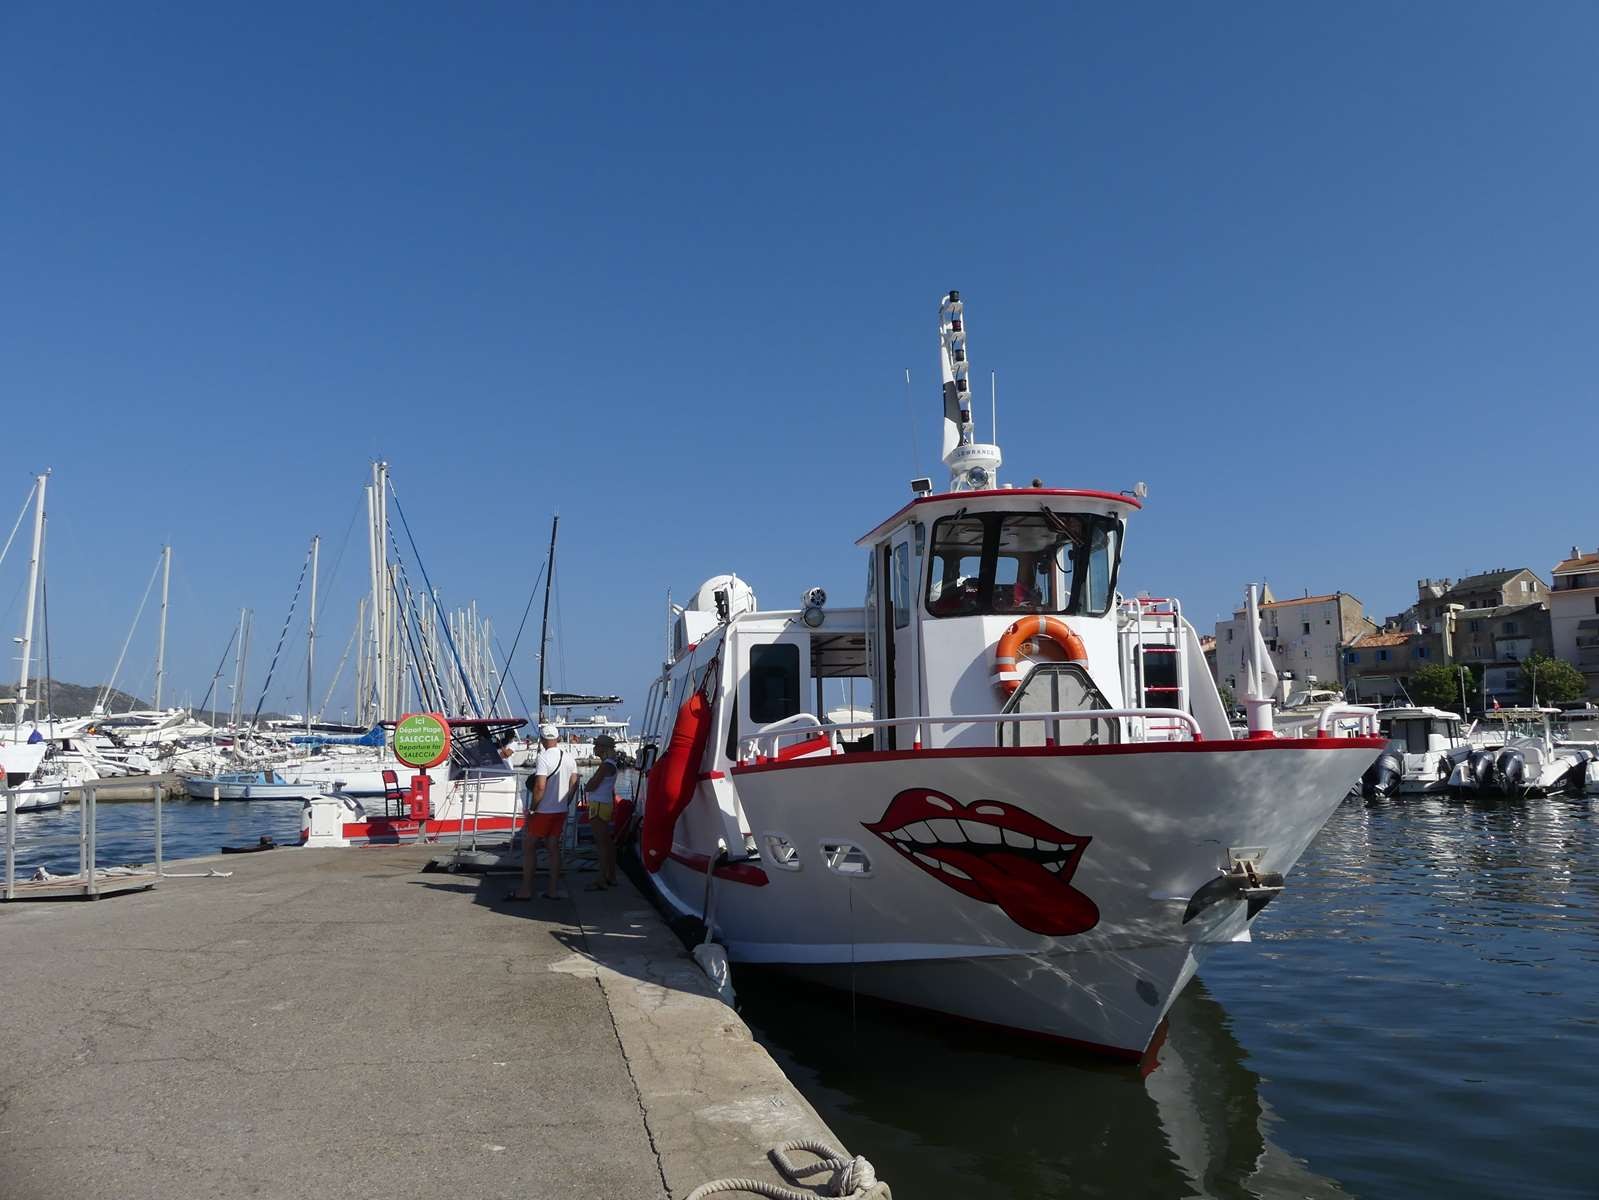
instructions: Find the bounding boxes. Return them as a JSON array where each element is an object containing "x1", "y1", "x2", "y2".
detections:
[
  {"x1": 904, "y1": 368, "x2": 921, "y2": 475},
  {"x1": 938, "y1": 291, "x2": 1002, "y2": 491},
  {"x1": 991, "y1": 370, "x2": 997, "y2": 446}
]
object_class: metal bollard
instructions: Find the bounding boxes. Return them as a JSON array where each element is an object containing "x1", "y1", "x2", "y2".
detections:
[
  {"x1": 85, "y1": 783, "x2": 98, "y2": 898},
  {"x1": 4, "y1": 787, "x2": 15, "y2": 901},
  {"x1": 154, "y1": 780, "x2": 164, "y2": 878}
]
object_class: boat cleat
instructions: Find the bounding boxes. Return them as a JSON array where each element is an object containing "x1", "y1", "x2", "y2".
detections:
[{"x1": 1182, "y1": 849, "x2": 1285, "y2": 925}]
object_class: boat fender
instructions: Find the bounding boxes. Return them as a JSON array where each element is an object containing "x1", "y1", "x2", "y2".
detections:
[
  {"x1": 992, "y1": 615, "x2": 1089, "y2": 697},
  {"x1": 640, "y1": 687, "x2": 715, "y2": 873}
]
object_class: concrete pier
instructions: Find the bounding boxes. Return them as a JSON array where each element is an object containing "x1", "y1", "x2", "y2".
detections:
[{"x1": 0, "y1": 845, "x2": 844, "y2": 1199}]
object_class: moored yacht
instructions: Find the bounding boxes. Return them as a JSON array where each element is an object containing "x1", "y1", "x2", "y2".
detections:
[
  {"x1": 1362, "y1": 706, "x2": 1472, "y2": 798},
  {"x1": 631, "y1": 292, "x2": 1384, "y2": 1060},
  {"x1": 299, "y1": 716, "x2": 527, "y2": 847},
  {"x1": 1448, "y1": 707, "x2": 1592, "y2": 797}
]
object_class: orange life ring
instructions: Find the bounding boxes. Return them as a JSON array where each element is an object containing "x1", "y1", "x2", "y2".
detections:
[{"x1": 992, "y1": 615, "x2": 1088, "y2": 697}]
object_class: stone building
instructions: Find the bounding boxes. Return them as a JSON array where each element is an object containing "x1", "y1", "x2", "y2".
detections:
[
  {"x1": 1213, "y1": 587, "x2": 1377, "y2": 700},
  {"x1": 1449, "y1": 602, "x2": 1554, "y2": 703},
  {"x1": 1343, "y1": 629, "x2": 1427, "y2": 703},
  {"x1": 1551, "y1": 547, "x2": 1599, "y2": 699}
]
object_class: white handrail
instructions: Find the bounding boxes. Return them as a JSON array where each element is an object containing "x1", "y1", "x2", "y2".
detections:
[
  {"x1": 1316, "y1": 704, "x2": 1379, "y2": 736},
  {"x1": 745, "y1": 707, "x2": 1203, "y2": 760}
]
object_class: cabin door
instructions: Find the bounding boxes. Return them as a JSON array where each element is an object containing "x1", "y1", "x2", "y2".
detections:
[{"x1": 881, "y1": 534, "x2": 919, "y2": 750}]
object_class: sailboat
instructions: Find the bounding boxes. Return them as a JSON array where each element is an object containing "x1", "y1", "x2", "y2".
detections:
[{"x1": 1, "y1": 472, "x2": 58, "y2": 811}]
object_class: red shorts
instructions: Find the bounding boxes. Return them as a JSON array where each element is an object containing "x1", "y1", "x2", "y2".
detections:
[{"x1": 527, "y1": 811, "x2": 567, "y2": 838}]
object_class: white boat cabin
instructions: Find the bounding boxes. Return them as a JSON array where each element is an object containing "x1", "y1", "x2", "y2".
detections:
[
  {"x1": 643, "y1": 487, "x2": 1233, "y2": 776},
  {"x1": 1376, "y1": 707, "x2": 1465, "y2": 755}
]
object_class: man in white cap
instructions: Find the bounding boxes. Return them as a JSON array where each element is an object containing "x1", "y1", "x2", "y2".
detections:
[{"x1": 510, "y1": 723, "x2": 575, "y2": 901}]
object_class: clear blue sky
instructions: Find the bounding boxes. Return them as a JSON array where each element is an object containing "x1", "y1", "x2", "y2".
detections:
[{"x1": 4, "y1": 3, "x2": 1597, "y2": 719}]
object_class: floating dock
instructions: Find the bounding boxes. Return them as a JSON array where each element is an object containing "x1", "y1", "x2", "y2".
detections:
[{"x1": 0, "y1": 845, "x2": 846, "y2": 1199}]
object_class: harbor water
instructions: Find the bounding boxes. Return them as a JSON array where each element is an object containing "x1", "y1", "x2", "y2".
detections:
[
  {"x1": 737, "y1": 793, "x2": 1599, "y2": 1200},
  {"x1": 8, "y1": 790, "x2": 1595, "y2": 1198}
]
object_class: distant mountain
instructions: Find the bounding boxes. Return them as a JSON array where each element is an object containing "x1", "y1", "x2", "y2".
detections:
[
  {"x1": 0, "y1": 678, "x2": 148, "y2": 719},
  {"x1": 0, "y1": 680, "x2": 289, "y2": 726}
]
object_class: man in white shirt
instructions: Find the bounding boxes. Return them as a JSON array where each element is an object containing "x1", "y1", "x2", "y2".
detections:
[{"x1": 510, "y1": 723, "x2": 575, "y2": 901}]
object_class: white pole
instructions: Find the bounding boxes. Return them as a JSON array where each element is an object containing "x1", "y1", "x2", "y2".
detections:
[
  {"x1": 307, "y1": 534, "x2": 319, "y2": 732},
  {"x1": 13, "y1": 470, "x2": 47, "y2": 734},
  {"x1": 154, "y1": 544, "x2": 171, "y2": 710},
  {"x1": 991, "y1": 370, "x2": 997, "y2": 447},
  {"x1": 1244, "y1": 584, "x2": 1276, "y2": 737}
]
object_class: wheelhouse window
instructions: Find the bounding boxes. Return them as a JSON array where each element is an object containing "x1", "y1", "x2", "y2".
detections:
[
  {"x1": 749, "y1": 644, "x2": 801, "y2": 725},
  {"x1": 924, "y1": 510, "x2": 1122, "y2": 619}
]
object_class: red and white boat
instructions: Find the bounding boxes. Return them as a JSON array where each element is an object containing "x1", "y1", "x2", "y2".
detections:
[
  {"x1": 299, "y1": 718, "x2": 527, "y2": 847},
  {"x1": 634, "y1": 292, "x2": 1383, "y2": 1060}
]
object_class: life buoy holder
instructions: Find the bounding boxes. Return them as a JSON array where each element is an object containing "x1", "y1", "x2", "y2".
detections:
[{"x1": 993, "y1": 615, "x2": 1089, "y2": 697}]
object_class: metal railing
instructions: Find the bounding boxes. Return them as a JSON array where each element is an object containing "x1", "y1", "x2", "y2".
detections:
[
  {"x1": 742, "y1": 707, "x2": 1205, "y2": 761},
  {"x1": 2, "y1": 780, "x2": 164, "y2": 901},
  {"x1": 1315, "y1": 705, "x2": 1380, "y2": 736}
]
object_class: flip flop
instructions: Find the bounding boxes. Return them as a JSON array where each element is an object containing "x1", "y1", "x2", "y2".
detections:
[{"x1": 502, "y1": 893, "x2": 534, "y2": 903}]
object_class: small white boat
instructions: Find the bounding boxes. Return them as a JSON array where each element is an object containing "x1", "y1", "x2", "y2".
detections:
[
  {"x1": 181, "y1": 769, "x2": 330, "y2": 802},
  {"x1": 1361, "y1": 706, "x2": 1472, "y2": 798},
  {"x1": 1447, "y1": 708, "x2": 1592, "y2": 797}
]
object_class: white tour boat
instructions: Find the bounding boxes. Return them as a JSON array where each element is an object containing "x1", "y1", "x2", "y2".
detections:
[{"x1": 631, "y1": 292, "x2": 1384, "y2": 1060}]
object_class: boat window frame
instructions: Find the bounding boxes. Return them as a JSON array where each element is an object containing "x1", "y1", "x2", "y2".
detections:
[{"x1": 922, "y1": 508, "x2": 1124, "y2": 620}]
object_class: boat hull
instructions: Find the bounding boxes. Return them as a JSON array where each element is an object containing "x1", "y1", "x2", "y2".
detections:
[{"x1": 649, "y1": 737, "x2": 1381, "y2": 1057}]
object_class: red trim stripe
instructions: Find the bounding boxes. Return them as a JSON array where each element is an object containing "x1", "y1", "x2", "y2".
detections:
[{"x1": 730, "y1": 735, "x2": 1385, "y2": 775}]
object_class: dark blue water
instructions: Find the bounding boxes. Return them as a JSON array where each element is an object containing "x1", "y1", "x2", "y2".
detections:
[
  {"x1": 5, "y1": 798, "x2": 305, "y2": 875},
  {"x1": 737, "y1": 794, "x2": 1599, "y2": 1199}
]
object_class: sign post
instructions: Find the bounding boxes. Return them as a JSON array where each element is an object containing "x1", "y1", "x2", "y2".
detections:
[
  {"x1": 394, "y1": 712, "x2": 451, "y2": 769},
  {"x1": 393, "y1": 712, "x2": 450, "y2": 822}
]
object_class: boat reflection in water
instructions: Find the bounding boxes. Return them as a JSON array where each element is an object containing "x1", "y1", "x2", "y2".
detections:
[{"x1": 737, "y1": 973, "x2": 1344, "y2": 1199}]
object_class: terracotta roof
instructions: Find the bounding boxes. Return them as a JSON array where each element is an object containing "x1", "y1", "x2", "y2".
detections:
[
  {"x1": 1349, "y1": 630, "x2": 1415, "y2": 649},
  {"x1": 1554, "y1": 552, "x2": 1599, "y2": 574}
]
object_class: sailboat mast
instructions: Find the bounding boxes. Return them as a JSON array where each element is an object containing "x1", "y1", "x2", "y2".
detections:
[
  {"x1": 306, "y1": 534, "x2": 319, "y2": 732},
  {"x1": 536, "y1": 515, "x2": 558, "y2": 723},
  {"x1": 13, "y1": 470, "x2": 47, "y2": 733},
  {"x1": 154, "y1": 544, "x2": 171, "y2": 710}
]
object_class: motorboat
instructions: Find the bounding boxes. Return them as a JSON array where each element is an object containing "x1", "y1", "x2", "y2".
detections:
[
  {"x1": 299, "y1": 717, "x2": 528, "y2": 847},
  {"x1": 1361, "y1": 706, "x2": 1472, "y2": 798},
  {"x1": 1447, "y1": 708, "x2": 1592, "y2": 797},
  {"x1": 1274, "y1": 688, "x2": 1359, "y2": 738},
  {"x1": 181, "y1": 768, "x2": 332, "y2": 802},
  {"x1": 630, "y1": 292, "x2": 1383, "y2": 1060}
]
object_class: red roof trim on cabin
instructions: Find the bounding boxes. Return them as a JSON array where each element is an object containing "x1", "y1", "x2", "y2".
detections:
[{"x1": 857, "y1": 488, "x2": 1142, "y2": 546}]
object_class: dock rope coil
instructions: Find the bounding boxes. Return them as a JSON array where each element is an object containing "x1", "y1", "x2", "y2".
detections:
[{"x1": 685, "y1": 1138, "x2": 889, "y2": 1200}]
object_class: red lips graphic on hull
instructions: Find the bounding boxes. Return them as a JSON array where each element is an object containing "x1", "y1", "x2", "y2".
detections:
[{"x1": 863, "y1": 788, "x2": 1099, "y2": 936}]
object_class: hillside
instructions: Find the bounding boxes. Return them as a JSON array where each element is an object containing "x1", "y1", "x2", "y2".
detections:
[{"x1": 0, "y1": 678, "x2": 149, "y2": 719}]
